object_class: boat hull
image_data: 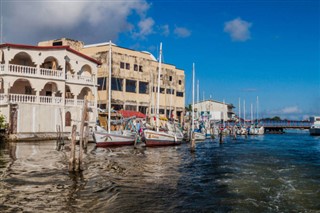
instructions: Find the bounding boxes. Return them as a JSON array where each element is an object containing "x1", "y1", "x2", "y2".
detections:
[
  {"x1": 93, "y1": 126, "x2": 136, "y2": 147},
  {"x1": 309, "y1": 127, "x2": 320, "y2": 136},
  {"x1": 144, "y1": 130, "x2": 181, "y2": 147}
]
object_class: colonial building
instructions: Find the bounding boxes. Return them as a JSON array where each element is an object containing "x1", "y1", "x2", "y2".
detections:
[
  {"x1": 81, "y1": 41, "x2": 185, "y2": 121},
  {"x1": 194, "y1": 100, "x2": 235, "y2": 121},
  {"x1": 0, "y1": 43, "x2": 100, "y2": 140}
]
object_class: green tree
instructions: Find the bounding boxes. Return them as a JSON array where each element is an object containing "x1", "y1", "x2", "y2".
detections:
[{"x1": 0, "y1": 114, "x2": 6, "y2": 129}]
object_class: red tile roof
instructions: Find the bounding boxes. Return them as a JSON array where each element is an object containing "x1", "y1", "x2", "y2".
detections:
[{"x1": 0, "y1": 43, "x2": 102, "y2": 65}]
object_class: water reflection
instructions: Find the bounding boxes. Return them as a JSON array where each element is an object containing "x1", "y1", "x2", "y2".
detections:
[{"x1": 0, "y1": 133, "x2": 319, "y2": 212}]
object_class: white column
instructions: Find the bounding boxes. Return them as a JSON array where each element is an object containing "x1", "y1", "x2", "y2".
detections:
[{"x1": 32, "y1": 106, "x2": 36, "y2": 132}]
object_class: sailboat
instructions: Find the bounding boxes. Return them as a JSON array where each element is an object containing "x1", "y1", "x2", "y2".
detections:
[
  {"x1": 94, "y1": 41, "x2": 136, "y2": 147},
  {"x1": 248, "y1": 96, "x2": 264, "y2": 135},
  {"x1": 143, "y1": 43, "x2": 182, "y2": 147},
  {"x1": 191, "y1": 63, "x2": 206, "y2": 141}
]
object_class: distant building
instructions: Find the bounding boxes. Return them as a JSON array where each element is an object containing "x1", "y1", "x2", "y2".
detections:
[
  {"x1": 193, "y1": 100, "x2": 235, "y2": 121},
  {"x1": 0, "y1": 42, "x2": 100, "y2": 139}
]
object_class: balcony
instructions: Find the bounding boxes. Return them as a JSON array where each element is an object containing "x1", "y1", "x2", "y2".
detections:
[
  {"x1": 0, "y1": 64, "x2": 94, "y2": 84},
  {"x1": 0, "y1": 94, "x2": 94, "y2": 107}
]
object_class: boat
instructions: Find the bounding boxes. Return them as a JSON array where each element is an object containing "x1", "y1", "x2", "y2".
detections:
[
  {"x1": 309, "y1": 116, "x2": 320, "y2": 136},
  {"x1": 143, "y1": 43, "x2": 181, "y2": 147},
  {"x1": 94, "y1": 125, "x2": 136, "y2": 147},
  {"x1": 191, "y1": 63, "x2": 205, "y2": 141},
  {"x1": 93, "y1": 42, "x2": 136, "y2": 147}
]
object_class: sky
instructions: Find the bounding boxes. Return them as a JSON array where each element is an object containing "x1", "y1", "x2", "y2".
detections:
[{"x1": 1, "y1": 0, "x2": 319, "y2": 120}]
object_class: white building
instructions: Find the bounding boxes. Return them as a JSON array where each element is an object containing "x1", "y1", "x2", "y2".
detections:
[
  {"x1": 194, "y1": 100, "x2": 235, "y2": 121},
  {"x1": 0, "y1": 43, "x2": 100, "y2": 140}
]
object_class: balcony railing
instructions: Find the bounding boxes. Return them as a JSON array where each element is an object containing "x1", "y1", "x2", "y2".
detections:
[
  {"x1": 66, "y1": 74, "x2": 94, "y2": 84},
  {"x1": 0, "y1": 64, "x2": 94, "y2": 84},
  {"x1": 0, "y1": 94, "x2": 92, "y2": 107}
]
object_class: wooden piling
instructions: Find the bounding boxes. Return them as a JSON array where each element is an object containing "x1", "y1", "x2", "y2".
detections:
[
  {"x1": 69, "y1": 125, "x2": 77, "y2": 172},
  {"x1": 190, "y1": 132, "x2": 195, "y2": 152},
  {"x1": 77, "y1": 99, "x2": 88, "y2": 171},
  {"x1": 219, "y1": 129, "x2": 223, "y2": 143},
  {"x1": 83, "y1": 123, "x2": 89, "y2": 153}
]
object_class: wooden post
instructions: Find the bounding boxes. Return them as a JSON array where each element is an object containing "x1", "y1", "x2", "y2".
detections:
[
  {"x1": 83, "y1": 123, "x2": 89, "y2": 153},
  {"x1": 77, "y1": 99, "x2": 88, "y2": 171},
  {"x1": 190, "y1": 132, "x2": 195, "y2": 152},
  {"x1": 69, "y1": 125, "x2": 77, "y2": 172},
  {"x1": 134, "y1": 133, "x2": 138, "y2": 149},
  {"x1": 210, "y1": 127, "x2": 215, "y2": 139},
  {"x1": 219, "y1": 128, "x2": 223, "y2": 143}
]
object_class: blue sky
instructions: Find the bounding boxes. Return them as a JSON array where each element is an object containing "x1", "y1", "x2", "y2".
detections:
[{"x1": 2, "y1": 0, "x2": 319, "y2": 120}]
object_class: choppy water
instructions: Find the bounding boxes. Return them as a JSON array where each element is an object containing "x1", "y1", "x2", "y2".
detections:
[{"x1": 0, "y1": 130, "x2": 319, "y2": 212}]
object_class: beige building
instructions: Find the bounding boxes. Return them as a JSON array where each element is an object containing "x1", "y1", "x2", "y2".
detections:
[
  {"x1": 194, "y1": 100, "x2": 235, "y2": 121},
  {"x1": 79, "y1": 41, "x2": 185, "y2": 121},
  {"x1": 0, "y1": 42, "x2": 100, "y2": 140}
]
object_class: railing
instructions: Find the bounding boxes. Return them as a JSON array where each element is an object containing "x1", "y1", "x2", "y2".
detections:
[
  {"x1": 0, "y1": 94, "x2": 90, "y2": 107},
  {"x1": 0, "y1": 93, "x2": 7, "y2": 104},
  {"x1": 77, "y1": 99, "x2": 95, "y2": 107},
  {"x1": 65, "y1": 98, "x2": 75, "y2": 106},
  {"x1": 39, "y1": 68, "x2": 63, "y2": 79},
  {"x1": 66, "y1": 74, "x2": 94, "y2": 84},
  {"x1": 227, "y1": 120, "x2": 311, "y2": 129},
  {"x1": 9, "y1": 94, "x2": 36, "y2": 103},
  {"x1": 39, "y1": 96, "x2": 63, "y2": 104},
  {"x1": 0, "y1": 64, "x2": 94, "y2": 84},
  {"x1": 0, "y1": 64, "x2": 5, "y2": 72},
  {"x1": 9, "y1": 64, "x2": 37, "y2": 76}
]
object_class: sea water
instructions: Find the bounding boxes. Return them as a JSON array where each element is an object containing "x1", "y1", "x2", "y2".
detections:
[{"x1": 0, "y1": 130, "x2": 319, "y2": 212}]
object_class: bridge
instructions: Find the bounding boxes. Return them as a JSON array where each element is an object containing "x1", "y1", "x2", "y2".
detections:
[
  {"x1": 260, "y1": 121, "x2": 311, "y2": 133},
  {"x1": 226, "y1": 120, "x2": 311, "y2": 133}
]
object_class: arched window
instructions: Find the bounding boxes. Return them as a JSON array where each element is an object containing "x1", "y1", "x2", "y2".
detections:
[{"x1": 65, "y1": 111, "x2": 71, "y2": 126}]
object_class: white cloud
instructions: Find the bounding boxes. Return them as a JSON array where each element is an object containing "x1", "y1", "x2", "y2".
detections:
[
  {"x1": 133, "y1": 17, "x2": 155, "y2": 38},
  {"x1": 2, "y1": 0, "x2": 150, "y2": 44},
  {"x1": 224, "y1": 17, "x2": 252, "y2": 42},
  {"x1": 159, "y1": 25, "x2": 170, "y2": 37},
  {"x1": 174, "y1": 27, "x2": 191, "y2": 38},
  {"x1": 280, "y1": 106, "x2": 301, "y2": 114}
]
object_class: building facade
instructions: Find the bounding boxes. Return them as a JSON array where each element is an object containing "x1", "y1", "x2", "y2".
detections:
[
  {"x1": 78, "y1": 41, "x2": 186, "y2": 121},
  {"x1": 194, "y1": 100, "x2": 235, "y2": 121},
  {"x1": 0, "y1": 43, "x2": 100, "y2": 139}
]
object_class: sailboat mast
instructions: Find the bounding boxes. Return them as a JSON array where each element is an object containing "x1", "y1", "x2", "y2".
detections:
[
  {"x1": 192, "y1": 63, "x2": 195, "y2": 133},
  {"x1": 243, "y1": 100, "x2": 246, "y2": 126},
  {"x1": 107, "y1": 41, "x2": 112, "y2": 133},
  {"x1": 239, "y1": 97, "x2": 241, "y2": 124},
  {"x1": 257, "y1": 96, "x2": 259, "y2": 123},
  {"x1": 251, "y1": 103, "x2": 253, "y2": 124},
  {"x1": 156, "y1": 43, "x2": 162, "y2": 132}
]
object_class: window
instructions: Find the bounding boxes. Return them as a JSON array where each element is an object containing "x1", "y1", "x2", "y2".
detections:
[
  {"x1": 139, "y1": 66, "x2": 143, "y2": 72},
  {"x1": 65, "y1": 111, "x2": 71, "y2": 126},
  {"x1": 98, "y1": 104, "x2": 107, "y2": 110},
  {"x1": 134, "y1": 64, "x2": 138, "y2": 71},
  {"x1": 120, "y1": 62, "x2": 125, "y2": 69},
  {"x1": 111, "y1": 78, "x2": 123, "y2": 91},
  {"x1": 97, "y1": 77, "x2": 107, "y2": 90},
  {"x1": 159, "y1": 109, "x2": 165, "y2": 114},
  {"x1": 126, "y1": 79, "x2": 136, "y2": 93},
  {"x1": 126, "y1": 63, "x2": 130, "y2": 70},
  {"x1": 139, "y1": 82, "x2": 149, "y2": 94},
  {"x1": 125, "y1": 105, "x2": 136, "y2": 111},
  {"x1": 160, "y1": 88, "x2": 165, "y2": 94},
  {"x1": 166, "y1": 88, "x2": 174, "y2": 94},
  {"x1": 169, "y1": 76, "x2": 172, "y2": 81},
  {"x1": 53, "y1": 41, "x2": 63, "y2": 46},
  {"x1": 178, "y1": 80, "x2": 182, "y2": 85},
  {"x1": 176, "y1": 92, "x2": 184, "y2": 97}
]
